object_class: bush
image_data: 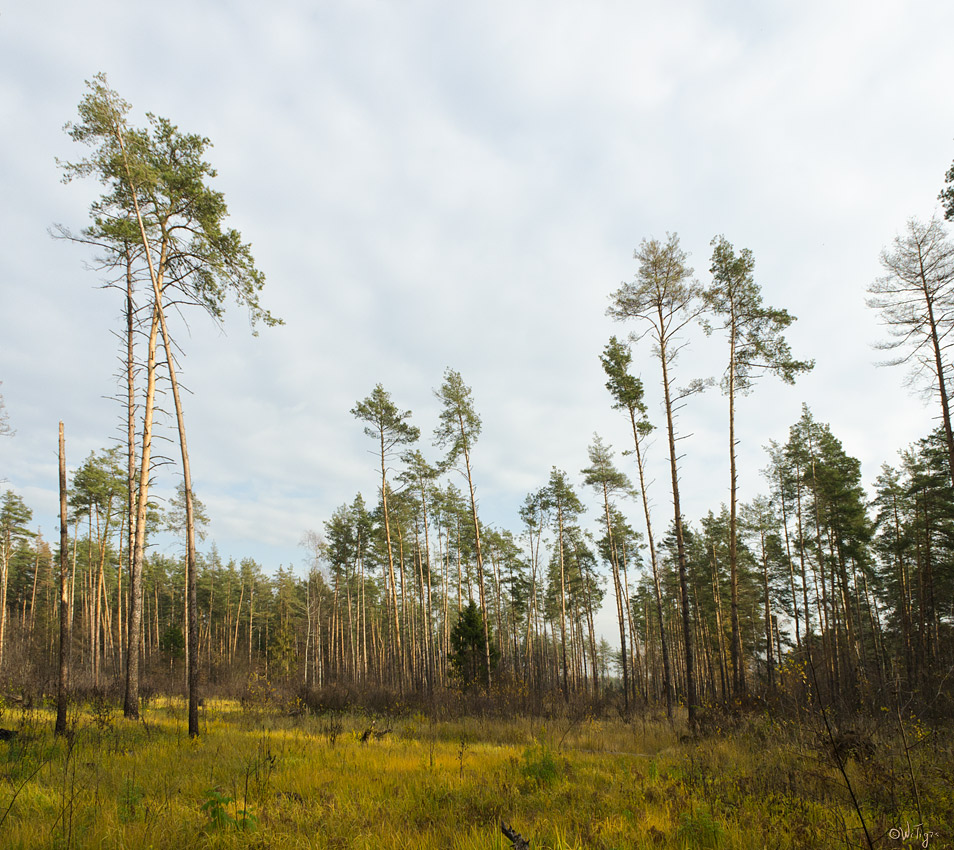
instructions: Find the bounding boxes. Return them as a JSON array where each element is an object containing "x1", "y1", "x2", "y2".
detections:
[
  {"x1": 677, "y1": 804, "x2": 724, "y2": 848},
  {"x1": 520, "y1": 743, "x2": 560, "y2": 787}
]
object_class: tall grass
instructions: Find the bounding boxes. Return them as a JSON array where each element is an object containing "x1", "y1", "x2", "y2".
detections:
[{"x1": 0, "y1": 696, "x2": 949, "y2": 849}]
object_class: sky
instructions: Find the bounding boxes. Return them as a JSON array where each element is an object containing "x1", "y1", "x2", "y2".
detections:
[{"x1": 2, "y1": 1, "x2": 954, "y2": 619}]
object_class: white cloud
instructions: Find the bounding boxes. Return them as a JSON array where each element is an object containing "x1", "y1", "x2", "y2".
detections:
[{"x1": 1, "y1": 0, "x2": 952, "y2": 625}]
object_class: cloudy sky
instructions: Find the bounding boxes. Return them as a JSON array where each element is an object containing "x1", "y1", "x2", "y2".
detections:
[{"x1": 2, "y1": 1, "x2": 953, "y2": 597}]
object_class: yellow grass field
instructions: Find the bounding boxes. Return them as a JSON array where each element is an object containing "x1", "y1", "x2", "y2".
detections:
[{"x1": 0, "y1": 695, "x2": 949, "y2": 849}]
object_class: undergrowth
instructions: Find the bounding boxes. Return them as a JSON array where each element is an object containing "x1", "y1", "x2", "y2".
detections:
[{"x1": 0, "y1": 695, "x2": 948, "y2": 849}]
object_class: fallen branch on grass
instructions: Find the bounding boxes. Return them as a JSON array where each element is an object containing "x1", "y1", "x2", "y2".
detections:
[{"x1": 501, "y1": 820, "x2": 530, "y2": 849}]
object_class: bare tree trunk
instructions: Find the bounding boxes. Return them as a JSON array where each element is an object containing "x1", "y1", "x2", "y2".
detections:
[
  {"x1": 146, "y1": 290, "x2": 199, "y2": 737},
  {"x1": 657, "y1": 317, "x2": 697, "y2": 729},
  {"x1": 92, "y1": 496, "x2": 113, "y2": 688},
  {"x1": 56, "y1": 423, "x2": 70, "y2": 736},
  {"x1": 578, "y1": 545, "x2": 600, "y2": 695},
  {"x1": 123, "y1": 248, "x2": 136, "y2": 677},
  {"x1": 710, "y1": 546, "x2": 729, "y2": 702},
  {"x1": 524, "y1": 524, "x2": 541, "y2": 689},
  {"x1": 619, "y1": 540, "x2": 643, "y2": 702},
  {"x1": 29, "y1": 536, "x2": 41, "y2": 638},
  {"x1": 0, "y1": 534, "x2": 8, "y2": 670},
  {"x1": 124, "y1": 305, "x2": 159, "y2": 719},
  {"x1": 556, "y1": 507, "x2": 570, "y2": 700},
  {"x1": 727, "y1": 319, "x2": 745, "y2": 695},
  {"x1": 378, "y1": 437, "x2": 403, "y2": 685},
  {"x1": 776, "y1": 468, "x2": 802, "y2": 651},
  {"x1": 792, "y1": 459, "x2": 814, "y2": 673},
  {"x1": 757, "y1": 520, "x2": 775, "y2": 695},
  {"x1": 120, "y1": 154, "x2": 198, "y2": 732},
  {"x1": 600, "y1": 482, "x2": 629, "y2": 711},
  {"x1": 460, "y1": 428, "x2": 492, "y2": 688},
  {"x1": 629, "y1": 411, "x2": 673, "y2": 719},
  {"x1": 925, "y1": 292, "x2": 954, "y2": 489}
]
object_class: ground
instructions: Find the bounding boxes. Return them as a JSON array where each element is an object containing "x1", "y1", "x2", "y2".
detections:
[{"x1": 0, "y1": 694, "x2": 949, "y2": 849}]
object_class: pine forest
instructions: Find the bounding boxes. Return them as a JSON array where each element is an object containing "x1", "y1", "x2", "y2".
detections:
[{"x1": 0, "y1": 74, "x2": 953, "y2": 850}]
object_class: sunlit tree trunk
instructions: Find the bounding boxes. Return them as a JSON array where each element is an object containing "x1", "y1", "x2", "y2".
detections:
[
  {"x1": 125, "y1": 305, "x2": 159, "y2": 720},
  {"x1": 55, "y1": 423, "x2": 70, "y2": 736}
]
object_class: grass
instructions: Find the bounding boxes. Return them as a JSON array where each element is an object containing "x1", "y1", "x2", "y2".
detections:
[{"x1": 0, "y1": 696, "x2": 949, "y2": 849}]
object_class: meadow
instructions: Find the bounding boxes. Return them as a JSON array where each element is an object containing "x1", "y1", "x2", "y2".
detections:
[{"x1": 0, "y1": 691, "x2": 949, "y2": 850}]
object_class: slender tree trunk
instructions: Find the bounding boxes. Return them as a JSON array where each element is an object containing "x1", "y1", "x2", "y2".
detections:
[
  {"x1": 776, "y1": 470, "x2": 802, "y2": 651},
  {"x1": 121, "y1": 140, "x2": 199, "y2": 733},
  {"x1": 578, "y1": 544, "x2": 600, "y2": 695},
  {"x1": 524, "y1": 521, "x2": 542, "y2": 688},
  {"x1": 807, "y1": 440, "x2": 837, "y2": 697},
  {"x1": 56, "y1": 423, "x2": 70, "y2": 736},
  {"x1": 629, "y1": 409, "x2": 673, "y2": 718},
  {"x1": 489, "y1": 543, "x2": 504, "y2": 675},
  {"x1": 892, "y1": 496, "x2": 914, "y2": 687},
  {"x1": 556, "y1": 507, "x2": 570, "y2": 700},
  {"x1": 727, "y1": 319, "x2": 745, "y2": 695},
  {"x1": 248, "y1": 582, "x2": 254, "y2": 668},
  {"x1": 600, "y1": 483, "x2": 628, "y2": 711},
  {"x1": 619, "y1": 540, "x2": 643, "y2": 702},
  {"x1": 710, "y1": 547, "x2": 729, "y2": 702},
  {"x1": 396, "y1": 521, "x2": 410, "y2": 681},
  {"x1": 924, "y1": 292, "x2": 954, "y2": 489},
  {"x1": 123, "y1": 248, "x2": 136, "y2": 676},
  {"x1": 419, "y1": 492, "x2": 434, "y2": 689},
  {"x1": 91, "y1": 496, "x2": 113, "y2": 688},
  {"x1": 378, "y1": 432, "x2": 403, "y2": 685},
  {"x1": 757, "y1": 519, "x2": 775, "y2": 695},
  {"x1": 360, "y1": 550, "x2": 368, "y2": 679},
  {"x1": 148, "y1": 293, "x2": 200, "y2": 736},
  {"x1": 0, "y1": 536, "x2": 8, "y2": 670},
  {"x1": 111, "y1": 115, "x2": 197, "y2": 730},
  {"x1": 793, "y1": 459, "x2": 814, "y2": 675},
  {"x1": 698, "y1": 581, "x2": 717, "y2": 701},
  {"x1": 459, "y1": 426, "x2": 492, "y2": 688},
  {"x1": 124, "y1": 305, "x2": 159, "y2": 719},
  {"x1": 29, "y1": 536, "x2": 41, "y2": 638},
  {"x1": 657, "y1": 316, "x2": 697, "y2": 729}
]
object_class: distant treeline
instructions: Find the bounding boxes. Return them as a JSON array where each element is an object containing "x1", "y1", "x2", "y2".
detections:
[{"x1": 1, "y1": 404, "x2": 952, "y2": 718}]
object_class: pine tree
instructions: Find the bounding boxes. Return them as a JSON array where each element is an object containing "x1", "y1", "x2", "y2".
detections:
[
  {"x1": 62, "y1": 74, "x2": 280, "y2": 734},
  {"x1": 868, "y1": 217, "x2": 954, "y2": 489},
  {"x1": 705, "y1": 236, "x2": 812, "y2": 696},
  {"x1": 609, "y1": 233, "x2": 703, "y2": 728}
]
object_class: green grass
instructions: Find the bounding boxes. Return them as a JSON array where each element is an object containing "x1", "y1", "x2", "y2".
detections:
[{"x1": 0, "y1": 698, "x2": 949, "y2": 849}]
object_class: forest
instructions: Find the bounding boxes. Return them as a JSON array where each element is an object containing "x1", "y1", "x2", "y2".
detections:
[{"x1": 0, "y1": 76, "x2": 953, "y2": 849}]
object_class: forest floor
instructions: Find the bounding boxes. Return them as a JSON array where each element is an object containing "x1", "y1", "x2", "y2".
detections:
[{"x1": 0, "y1": 693, "x2": 950, "y2": 849}]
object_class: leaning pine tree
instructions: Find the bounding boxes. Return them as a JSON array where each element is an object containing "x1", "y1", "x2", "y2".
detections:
[{"x1": 61, "y1": 74, "x2": 281, "y2": 736}]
